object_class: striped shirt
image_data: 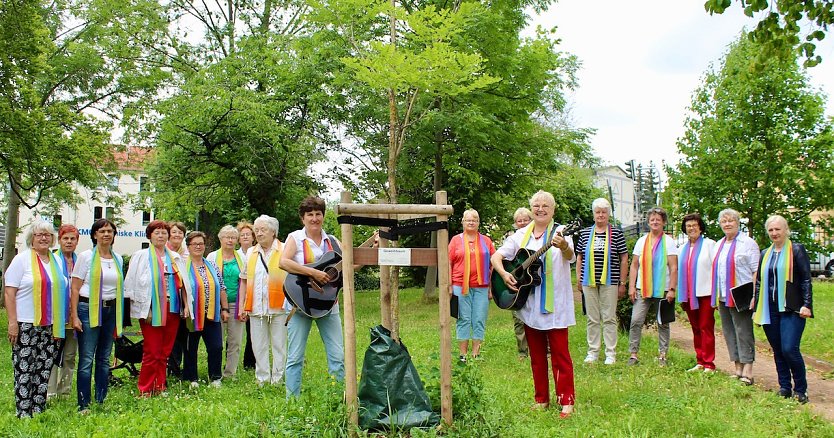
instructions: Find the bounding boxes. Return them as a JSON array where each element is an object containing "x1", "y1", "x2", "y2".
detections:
[{"x1": 576, "y1": 226, "x2": 628, "y2": 283}]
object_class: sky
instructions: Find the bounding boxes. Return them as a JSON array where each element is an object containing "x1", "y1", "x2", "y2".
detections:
[{"x1": 526, "y1": 1, "x2": 834, "y2": 183}]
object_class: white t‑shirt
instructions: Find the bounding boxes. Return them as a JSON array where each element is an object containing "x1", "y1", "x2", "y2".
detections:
[
  {"x1": 632, "y1": 234, "x2": 679, "y2": 291},
  {"x1": 72, "y1": 249, "x2": 121, "y2": 300},
  {"x1": 4, "y1": 249, "x2": 64, "y2": 323}
]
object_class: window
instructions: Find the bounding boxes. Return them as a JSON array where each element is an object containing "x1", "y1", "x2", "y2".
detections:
[
  {"x1": 139, "y1": 176, "x2": 149, "y2": 193},
  {"x1": 105, "y1": 207, "x2": 115, "y2": 220},
  {"x1": 52, "y1": 215, "x2": 62, "y2": 230},
  {"x1": 141, "y1": 242, "x2": 149, "y2": 249},
  {"x1": 106, "y1": 174, "x2": 119, "y2": 191},
  {"x1": 142, "y1": 210, "x2": 152, "y2": 226},
  {"x1": 94, "y1": 206, "x2": 103, "y2": 220}
]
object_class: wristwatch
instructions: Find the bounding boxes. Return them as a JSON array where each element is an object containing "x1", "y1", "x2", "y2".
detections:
[{"x1": 221, "y1": 307, "x2": 230, "y2": 312}]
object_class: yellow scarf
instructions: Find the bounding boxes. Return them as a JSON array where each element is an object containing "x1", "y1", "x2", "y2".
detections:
[{"x1": 244, "y1": 241, "x2": 286, "y2": 312}]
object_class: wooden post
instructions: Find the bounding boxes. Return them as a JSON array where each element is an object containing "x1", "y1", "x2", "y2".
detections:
[
  {"x1": 340, "y1": 191, "x2": 359, "y2": 433},
  {"x1": 379, "y1": 224, "x2": 392, "y2": 330},
  {"x1": 435, "y1": 190, "x2": 453, "y2": 425}
]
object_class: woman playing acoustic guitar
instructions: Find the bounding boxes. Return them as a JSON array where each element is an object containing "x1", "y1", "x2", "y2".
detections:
[{"x1": 491, "y1": 190, "x2": 576, "y2": 417}]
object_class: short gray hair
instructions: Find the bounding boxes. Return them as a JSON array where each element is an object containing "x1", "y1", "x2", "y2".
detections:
[
  {"x1": 529, "y1": 190, "x2": 556, "y2": 209},
  {"x1": 24, "y1": 220, "x2": 56, "y2": 248},
  {"x1": 513, "y1": 207, "x2": 532, "y2": 222},
  {"x1": 718, "y1": 208, "x2": 740, "y2": 224},
  {"x1": 253, "y1": 215, "x2": 280, "y2": 238},
  {"x1": 764, "y1": 214, "x2": 790, "y2": 233},
  {"x1": 591, "y1": 198, "x2": 611, "y2": 214},
  {"x1": 463, "y1": 209, "x2": 479, "y2": 221},
  {"x1": 217, "y1": 225, "x2": 239, "y2": 239}
]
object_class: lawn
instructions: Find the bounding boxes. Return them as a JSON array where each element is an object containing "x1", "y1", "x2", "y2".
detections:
[{"x1": 1, "y1": 288, "x2": 831, "y2": 437}]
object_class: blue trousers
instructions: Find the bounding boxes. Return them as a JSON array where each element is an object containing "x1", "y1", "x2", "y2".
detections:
[
  {"x1": 454, "y1": 286, "x2": 489, "y2": 341},
  {"x1": 762, "y1": 301, "x2": 807, "y2": 395},
  {"x1": 285, "y1": 310, "x2": 344, "y2": 397},
  {"x1": 76, "y1": 301, "x2": 116, "y2": 410},
  {"x1": 183, "y1": 318, "x2": 223, "y2": 382}
]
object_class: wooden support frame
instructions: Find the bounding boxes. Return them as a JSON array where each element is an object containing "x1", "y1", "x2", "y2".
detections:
[{"x1": 337, "y1": 190, "x2": 454, "y2": 432}]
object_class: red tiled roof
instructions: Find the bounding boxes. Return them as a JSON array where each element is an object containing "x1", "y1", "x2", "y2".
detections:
[{"x1": 112, "y1": 146, "x2": 153, "y2": 171}]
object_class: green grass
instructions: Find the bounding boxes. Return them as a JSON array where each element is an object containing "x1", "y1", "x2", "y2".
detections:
[{"x1": 1, "y1": 288, "x2": 831, "y2": 437}]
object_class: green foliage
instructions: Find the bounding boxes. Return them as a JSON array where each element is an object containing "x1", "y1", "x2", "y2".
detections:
[
  {"x1": 667, "y1": 34, "x2": 834, "y2": 250},
  {"x1": 705, "y1": 0, "x2": 834, "y2": 66}
]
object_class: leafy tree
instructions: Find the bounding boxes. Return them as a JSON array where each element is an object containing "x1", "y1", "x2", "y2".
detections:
[
  {"x1": 705, "y1": 0, "x2": 834, "y2": 66},
  {"x1": 667, "y1": 34, "x2": 834, "y2": 250},
  {"x1": 1, "y1": 0, "x2": 171, "y2": 274}
]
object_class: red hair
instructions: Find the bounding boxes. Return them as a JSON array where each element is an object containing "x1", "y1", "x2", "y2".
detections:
[
  {"x1": 145, "y1": 220, "x2": 171, "y2": 238},
  {"x1": 58, "y1": 224, "x2": 79, "y2": 238}
]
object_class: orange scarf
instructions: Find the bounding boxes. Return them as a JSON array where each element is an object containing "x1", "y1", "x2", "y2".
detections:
[{"x1": 243, "y1": 241, "x2": 286, "y2": 312}]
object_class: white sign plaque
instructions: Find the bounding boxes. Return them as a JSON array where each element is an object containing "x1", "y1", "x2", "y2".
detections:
[{"x1": 378, "y1": 248, "x2": 412, "y2": 266}]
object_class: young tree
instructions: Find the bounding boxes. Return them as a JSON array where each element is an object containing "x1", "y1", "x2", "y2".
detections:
[{"x1": 667, "y1": 34, "x2": 834, "y2": 249}]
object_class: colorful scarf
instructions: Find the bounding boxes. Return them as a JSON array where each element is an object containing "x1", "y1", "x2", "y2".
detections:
[
  {"x1": 521, "y1": 222, "x2": 556, "y2": 313},
  {"x1": 677, "y1": 237, "x2": 704, "y2": 309},
  {"x1": 147, "y1": 247, "x2": 183, "y2": 326},
  {"x1": 302, "y1": 238, "x2": 333, "y2": 263},
  {"x1": 31, "y1": 251, "x2": 68, "y2": 338},
  {"x1": 711, "y1": 237, "x2": 739, "y2": 307},
  {"x1": 459, "y1": 233, "x2": 490, "y2": 294},
  {"x1": 54, "y1": 250, "x2": 77, "y2": 283},
  {"x1": 753, "y1": 241, "x2": 794, "y2": 325},
  {"x1": 244, "y1": 242, "x2": 286, "y2": 312},
  {"x1": 88, "y1": 248, "x2": 125, "y2": 336},
  {"x1": 639, "y1": 233, "x2": 668, "y2": 299},
  {"x1": 582, "y1": 226, "x2": 612, "y2": 286},
  {"x1": 186, "y1": 258, "x2": 221, "y2": 331},
  {"x1": 216, "y1": 250, "x2": 245, "y2": 321}
]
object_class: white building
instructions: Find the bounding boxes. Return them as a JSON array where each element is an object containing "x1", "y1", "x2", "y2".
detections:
[
  {"x1": 16, "y1": 147, "x2": 156, "y2": 257},
  {"x1": 593, "y1": 165, "x2": 637, "y2": 227}
]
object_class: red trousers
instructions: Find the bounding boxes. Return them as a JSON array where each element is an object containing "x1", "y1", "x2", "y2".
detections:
[
  {"x1": 524, "y1": 325, "x2": 575, "y2": 406},
  {"x1": 682, "y1": 296, "x2": 716, "y2": 369},
  {"x1": 138, "y1": 313, "x2": 180, "y2": 395}
]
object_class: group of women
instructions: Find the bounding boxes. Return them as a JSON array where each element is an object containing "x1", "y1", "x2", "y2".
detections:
[{"x1": 4, "y1": 196, "x2": 352, "y2": 417}]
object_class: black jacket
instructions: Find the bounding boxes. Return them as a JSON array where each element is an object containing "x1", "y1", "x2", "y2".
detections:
[{"x1": 754, "y1": 242, "x2": 813, "y2": 311}]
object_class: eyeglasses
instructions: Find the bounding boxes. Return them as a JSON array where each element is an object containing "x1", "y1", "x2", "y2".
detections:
[
  {"x1": 188, "y1": 242, "x2": 205, "y2": 247},
  {"x1": 33, "y1": 233, "x2": 52, "y2": 239}
]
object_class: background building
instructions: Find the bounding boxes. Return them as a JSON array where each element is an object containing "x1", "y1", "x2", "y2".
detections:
[{"x1": 593, "y1": 165, "x2": 637, "y2": 227}]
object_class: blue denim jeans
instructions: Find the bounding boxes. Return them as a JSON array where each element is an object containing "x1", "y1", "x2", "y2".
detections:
[
  {"x1": 76, "y1": 301, "x2": 116, "y2": 410},
  {"x1": 285, "y1": 310, "x2": 344, "y2": 397},
  {"x1": 762, "y1": 301, "x2": 807, "y2": 394},
  {"x1": 453, "y1": 286, "x2": 489, "y2": 341},
  {"x1": 183, "y1": 318, "x2": 223, "y2": 382}
]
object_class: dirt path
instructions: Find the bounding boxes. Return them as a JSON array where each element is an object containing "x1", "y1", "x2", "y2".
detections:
[{"x1": 668, "y1": 319, "x2": 834, "y2": 422}]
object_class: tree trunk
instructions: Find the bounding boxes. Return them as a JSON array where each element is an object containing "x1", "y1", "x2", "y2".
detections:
[
  {"x1": 2, "y1": 180, "x2": 22, "y2": 292},
  {"x1": 423, "y1": 139, "x2": 443, "y2": 300}
]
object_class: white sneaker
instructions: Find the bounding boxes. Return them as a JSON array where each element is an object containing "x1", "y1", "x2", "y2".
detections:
[
  {"x1": 687, "y1": 364, "x2": 705, "y2": 372},
  {"x1": 583, "y1": 354, "x2": 598, "y2": 364},
  {"x1": 190, "y1": 381, "x2": 199, "y2": 389},
  {"x1": 210, "y1": 379, "x2": 222, "y2": 388},
  {"x1": 604, "y1": 356, "x2": 616, "y2": 365}
]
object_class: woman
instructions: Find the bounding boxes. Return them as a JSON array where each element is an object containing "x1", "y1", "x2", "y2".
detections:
[
  {"x1": 241, "y1": 215, "x2": 289, "y2": 386},
  {"x1": 125, "y1": 220, "x2": 191, "y2": 396},
  {"x1": 491, "y1": 191, "x2": 576, "y2": 417},
  {"x1": 676, "y1": 214, "x2": 717, "y2": 372},
  {"x1": 167, "y1": 221, "x2": 188, "y2": 256},
  {"x1": 166, "y1": 221, "x2": 189, "y2": 377},
  {"x1": 70, "y1": 219, "x2": 124, "y2": 411},
  {"x1": 627, "y1": 207, "x2": 678, "y2": 367},
  {"x1": 4, "y1": 221, "x2": 65, "y2": 417},
  {"x1": 510, "y1": 207, "x2": 532, "y2": 359},
  {"x1": 754, "y1": 215, "x2": 813, "y2": 403},
  {"x1": 182, "y1": 231, "x2": 229, "y2": 387},
  {"x1": 48, "y1": 224, "x2": 79, "y2": 398},
  {"x1": 712, "y1": 208, "x2": 759, "y2": 385},
  {"x1": 448, "y1": 209, "x2": 496, "y2": 361},
  {"x1": 280, "y1": 197, "x2": 348, "y2": 397},
  {"x1": 207, "y1": 225, "x2": 247, "y2": 378},
  {"x1": 575, "y1": 198, "x2": 628, "y2": 365},
  {"x1": 237, "y1": 220, "x2": 257, "y2": 370}
]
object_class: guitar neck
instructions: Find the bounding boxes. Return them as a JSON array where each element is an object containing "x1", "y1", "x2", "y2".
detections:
[{"x1": 521, "y1": 240, "x2": 556, "y2": 269}]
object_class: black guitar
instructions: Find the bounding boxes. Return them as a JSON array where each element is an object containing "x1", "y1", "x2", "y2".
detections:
[
  {"x1": 283, "y1": 233, "x2": 377, "y2": 318},
  {"x1": 491, "y1": 219, "x2": 582, "y2": 310}
]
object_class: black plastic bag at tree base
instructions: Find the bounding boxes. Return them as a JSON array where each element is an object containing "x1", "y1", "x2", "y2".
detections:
[{"x1": 358, "y1": 325, "x2": 440, "y2": 430}]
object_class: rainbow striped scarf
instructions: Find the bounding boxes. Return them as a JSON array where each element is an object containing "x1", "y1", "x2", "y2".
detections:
[
  {"x1": 460, "y1": 233, "x2": 490, "y2": 294},
  {"x1": 677, "y1": 237, "x2": 704, "y2": 309},
  {"x1": 148, "y1": 247, "x2": 183, "y2": 326},
  {"x1": 639, "y1": 233, "x2": 668, "y2": 299},
  {"x1": 521, "y1": 222, "x2": 556, "y2": 314},
  {"x1": 753, "y1": 241, "x2": 794, "y2": 325},
  {"x1": 31, "y1": 251, "x2": 68, "y2": 338},
  {"x1": 54, "y1": 250, "x2": 76, "y2": 284},
  {"x1": 244, "y1": 242, "x2": 286, "y2": 312},
  {"x1": 88, "y1": 248, "x2": 125, "y2": 336},
  {"x1": 186, "y1": 258, "x2": 221, "y2": 331},
  {"x1": 302, "y1": 237, "x2": 333, "y2": 263},
  {"x1": 582, "y1": 226, "x2": 612, "y2": 286},
  {"x1": 710, "y1": 237, "x2": 739, "y2": 307},
  {"x1": 216, "y1": 250, "x2": 245, "y2": 321}
]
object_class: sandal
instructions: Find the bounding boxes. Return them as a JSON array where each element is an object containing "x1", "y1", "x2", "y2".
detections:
[{"x1": 739, "y1": 376, "x2": 754, "y2": 386}]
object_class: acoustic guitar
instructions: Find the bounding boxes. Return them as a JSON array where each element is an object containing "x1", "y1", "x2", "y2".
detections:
[
  {"x1": 284, "y1": 233, "x2": 377, "y2": 318},
  {"x1": 491, "y1": 220, "x2": 582, "y2": 310}
]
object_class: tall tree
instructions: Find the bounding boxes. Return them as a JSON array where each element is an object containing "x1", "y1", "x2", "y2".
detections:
[
  {"x1": 705, "y1": 0, "x2": 833, "y2": 66},
  {"x1": 667, "y1": 34, "x2": 834, "y2": 249},
  {"x1": 1, "y1": 0, "x2": 171, "y2": 274}
]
